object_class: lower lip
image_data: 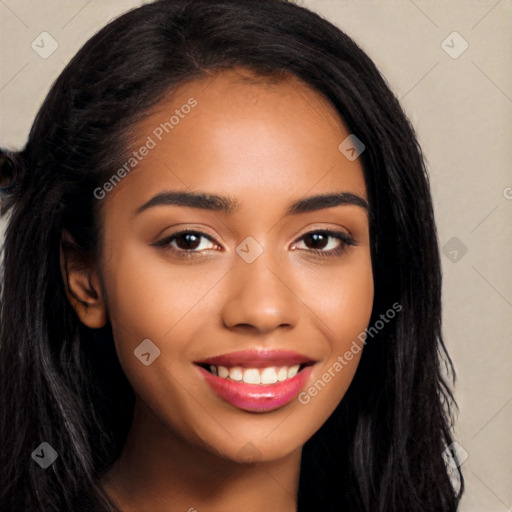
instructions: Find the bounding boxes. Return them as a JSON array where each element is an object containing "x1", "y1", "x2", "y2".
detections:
[{"x1": 196, "y1": 365, "x2": 314, "y2": 412}]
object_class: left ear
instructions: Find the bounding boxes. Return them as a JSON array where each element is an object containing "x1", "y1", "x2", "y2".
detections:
[{"x1": 59, "y1": 229, "x2": 108, "y2": 329}]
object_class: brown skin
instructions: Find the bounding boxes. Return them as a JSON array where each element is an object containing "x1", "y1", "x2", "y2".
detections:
[{"x1": 61, "y1": 68, "x2": 373, "y2": 512}]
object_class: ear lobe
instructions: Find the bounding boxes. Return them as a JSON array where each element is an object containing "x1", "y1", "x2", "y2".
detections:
[{"x1": 59, "y1": 229, "x2": 108, "y2": 329}]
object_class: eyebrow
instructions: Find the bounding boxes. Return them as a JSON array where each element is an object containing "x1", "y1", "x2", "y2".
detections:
[{"x1": 134, "y1": 190, "x2": 369, "y2": 216}]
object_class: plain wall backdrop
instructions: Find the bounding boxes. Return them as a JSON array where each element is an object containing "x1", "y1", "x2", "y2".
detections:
[{"x1": 1, "y1": 1, "x2": 511, "y2": 510}]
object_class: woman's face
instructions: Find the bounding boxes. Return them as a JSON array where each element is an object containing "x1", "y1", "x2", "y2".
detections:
[{"x1": 96, "y1": 69, "x2": 373, "y2": 462}]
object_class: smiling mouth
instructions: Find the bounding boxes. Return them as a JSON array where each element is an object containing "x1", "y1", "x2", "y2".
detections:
[
  {"x1": 197, "y1": 362, "x2": 312, "y2": 385},
  {"x1": 194, "y1": 349, "x2": 317, "y2": 411},
  {"x1": 195, "y1": 362, "x2": 315, "y2": 413}
]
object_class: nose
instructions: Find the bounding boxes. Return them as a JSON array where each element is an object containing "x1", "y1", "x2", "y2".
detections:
[{"x1": 220, "y1": 249, "x2": 300, "y2": 335}]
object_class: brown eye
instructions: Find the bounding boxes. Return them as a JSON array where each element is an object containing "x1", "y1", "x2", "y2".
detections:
[
  {"x1": 174, "y1": 233, "x2": 202, "y2": 250},
  {"x1": 153, "y1": 230, "x2": 218, "y2": 258},
  {"x1": 302, "y1": 232, "x2": 331, "y2": 250},
  {"x1": 292, "y1": 229, "x2": 356, "y2": 259}
]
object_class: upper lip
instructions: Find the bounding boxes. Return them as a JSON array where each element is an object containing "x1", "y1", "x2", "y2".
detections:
[{"x1": 194, "y1": 349, "x2": 317, "y2": 369}]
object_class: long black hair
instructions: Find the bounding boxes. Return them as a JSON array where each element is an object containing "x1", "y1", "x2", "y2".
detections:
[{"x1": 0, "y1": 0, "x2": 463, "y2": 510}]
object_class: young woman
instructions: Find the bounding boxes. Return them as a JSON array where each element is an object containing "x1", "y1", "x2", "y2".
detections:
[{"x1": 0, "y1": 0, "x2": 463, "y2": 510}]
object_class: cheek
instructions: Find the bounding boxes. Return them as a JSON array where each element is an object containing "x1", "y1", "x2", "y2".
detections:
[
  {"x1": 99, "y1": 253, "x2": 210, "y2": 431},
  {"x1": 99, "y1": 243, "x2": 230, "y2": 388},
  {"x1": 297, "y1": 251, "x2": 374, "y2": 343},
  {"x1": 102, "y1": 235, "x2": 225, "y2": 334},
  {"x1": 295, "y1": 254, "x2": 373, "y2": 412}
]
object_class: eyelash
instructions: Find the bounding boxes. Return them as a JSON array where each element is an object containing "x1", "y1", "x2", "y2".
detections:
[{"x1": 153, "y1": 229, "x2": 356, "y2": 260}]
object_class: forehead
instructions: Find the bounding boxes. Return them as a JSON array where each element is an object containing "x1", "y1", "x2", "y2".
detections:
[{"x1": 102, "y1": 68, "x2": 367, "y2": 217}]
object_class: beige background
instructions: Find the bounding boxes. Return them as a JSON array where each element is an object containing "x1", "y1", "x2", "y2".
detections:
[{"x1": 1, "y1": 1, "x2": 511, "y2": 510}]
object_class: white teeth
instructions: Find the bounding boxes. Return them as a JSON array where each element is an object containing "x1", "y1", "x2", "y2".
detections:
[
  {"x1": 287, "y1": 364, "x2": 300, "y2": 379},
  {"x1": 229, "y1": 366, "x2": 243, "y2": 381},
  {"x1": 277, "y1": 367, "x2": 288, "y2": 381},
  {"x1": 210, "y1": 364, "x2": 303, "y2": 384},
  {"x1": 260, "y1": 367, "x2": 278, "y2": 384},
  {"x1": 243, "y1": 369, "x2": 261, "y2": 384},
  {"x1": 217, "y1": 365, "x2": 229, "y2": 378}
]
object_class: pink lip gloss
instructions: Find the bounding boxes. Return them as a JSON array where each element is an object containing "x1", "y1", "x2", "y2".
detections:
[{"x1": 196, "y1": 365, "x2": 314, "y2": 412}]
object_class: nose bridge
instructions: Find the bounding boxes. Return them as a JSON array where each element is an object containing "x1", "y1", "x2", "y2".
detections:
[{"x1": 221, "y1": 243, "x2": 299, "y2": 332}]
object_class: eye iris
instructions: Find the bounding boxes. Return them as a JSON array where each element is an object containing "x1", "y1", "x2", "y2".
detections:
[
  {"x1": 305, "y1": 232, "x2": 329, "y2": 250},
  {"x1": 176, "y1": 233, "x2": 201, "y2": 250}
]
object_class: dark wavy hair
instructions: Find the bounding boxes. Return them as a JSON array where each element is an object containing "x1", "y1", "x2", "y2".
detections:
[{"x1": 0, "y1": 0, "x2": 463, "y2": 510}]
